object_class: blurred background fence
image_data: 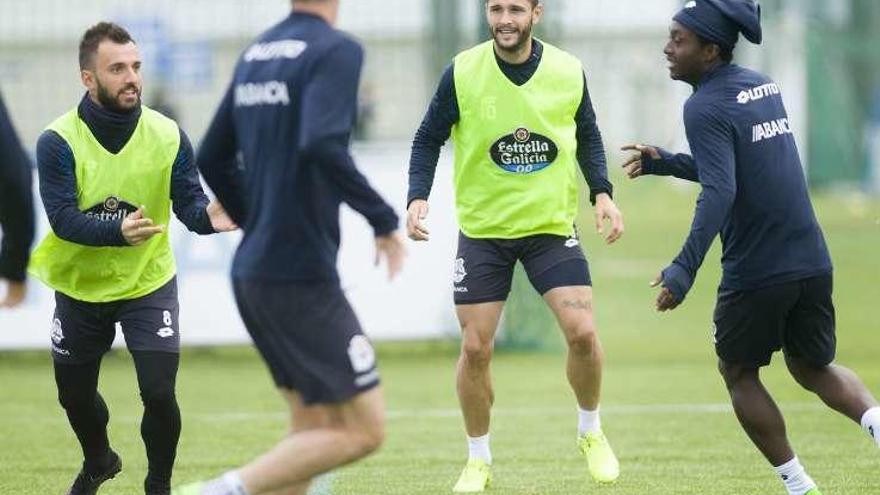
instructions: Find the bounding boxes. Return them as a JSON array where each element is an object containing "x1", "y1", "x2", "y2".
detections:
[{"x1": 1, "y1": 0, "x2": 878, "y2": 349}]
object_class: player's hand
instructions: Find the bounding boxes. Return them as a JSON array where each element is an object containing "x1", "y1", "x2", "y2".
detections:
[
  {"x1": 620, "y1": 144, "x2": 661, "y2": 179},
  {"x1": 651, "y1": 273, "x2": 682, "y2": 312},
  {"x1": 121, "y1": 206, "x2": 164, "y2": 246},
  {"x1": 594, "y1": 193, "x2": 624, "y2": 244},
  {"x1": 406, "y1": 199, "x2": 430, "y2": 241},
  {"x1": 375, "y1": 231, "x2": 406, "y2": 281},
  {"x1": 207, "y1": 200, "x2": 238, "y2": 232},
  {"x1": 0, "y1": 280, "x2": 26, "y2": 308}
]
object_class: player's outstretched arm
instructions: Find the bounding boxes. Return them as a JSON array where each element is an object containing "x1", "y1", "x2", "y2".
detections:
[
  {"x1": 172, "y1": 129, "x2": 237, "y2": 234},
  {"x1": 653, "y1": 106, "x2": 737, "y2": 312}
]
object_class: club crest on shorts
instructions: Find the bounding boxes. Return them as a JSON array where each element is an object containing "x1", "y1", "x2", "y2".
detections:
[
  {"x1": 50, "y1": 318, "x2": 64, "y2": 344},
  {"x1": 348, "y1": 335, "x2": 376, "y2": 373},
  {"x1": 453, "y1": 258, "x2": 467, "y2": 284}
]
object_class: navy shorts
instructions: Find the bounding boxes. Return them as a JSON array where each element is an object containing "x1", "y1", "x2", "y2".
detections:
[
  {"x1": 232, "y1": 278, "x2": 380, "y2": 405},
  {"x1": 713, "y1": 274, "x2": 836, "y2": 367},
  {"x1": 453, "y1": 230, "x2": 591, "y2": 305},
  {"x1": 50, "y1": 277, "x2": 180, "y2": 364}
]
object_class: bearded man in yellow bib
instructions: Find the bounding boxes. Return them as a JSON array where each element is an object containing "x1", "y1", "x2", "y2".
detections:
[
  {"x1": 406, "y1": 0, "x2": 624, "y2": 491},
  {"x1": 29, "y1": 22, "x2": 236, "y2": 495}
]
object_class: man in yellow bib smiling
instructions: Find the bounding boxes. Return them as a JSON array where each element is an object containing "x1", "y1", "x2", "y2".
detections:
[
  {"x1": 407, "y1": 0, "x2": 624, "y2": 491},
  {"x1": 29, "y1": 22, "x2": 236, "y2": 495}
]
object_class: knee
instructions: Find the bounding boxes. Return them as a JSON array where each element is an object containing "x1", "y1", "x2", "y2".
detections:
[
  {"x1": 717, "y1": 361, "x2": 757, "y2": 391},
  {"x1": 57, "y1": 387, "x2": 90, "y2": 411},
  {"x1": 349, "y1": 419, "x2": 385, "y2": 458},
  {"x1": 140, "y1": 384, "x2": 178, "y2": 412},
  {"x1": 565, "y1": 323, "x2": 598, "y2": 356},
  {"x1": 460, "y1": 335, "x2": 493, "y2": 369},
  {"x1": 785, "y1": 356, "x2": 827, "y2": 392},
  {"x1": 362, "y1": 421, "x2": 385, "y2": 455}
]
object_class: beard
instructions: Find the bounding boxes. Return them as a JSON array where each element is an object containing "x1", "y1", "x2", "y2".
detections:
[
  {"x1": 492, "y1": 21, "x2": 534, "y2": 55},
  {"x1": 95, "y1": 78, "x2": 141, "y2": 113}
]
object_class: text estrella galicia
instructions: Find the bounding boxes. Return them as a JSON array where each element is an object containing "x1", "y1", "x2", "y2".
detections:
[{"x1": 489, "y1": 127, "x2": 558, "y2": 174}]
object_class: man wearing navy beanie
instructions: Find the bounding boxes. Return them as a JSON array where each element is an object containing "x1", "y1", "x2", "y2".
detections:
[{"x1": 621, "y1": 1, "x2": 880, "y2": 494}]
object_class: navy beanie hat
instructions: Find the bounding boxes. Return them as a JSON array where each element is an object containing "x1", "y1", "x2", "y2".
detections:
[{"x1": 673, "y1": 0, "x2": 762, "y2": 50}]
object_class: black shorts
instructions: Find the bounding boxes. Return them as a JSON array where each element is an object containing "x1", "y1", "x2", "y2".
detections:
[
  {"x1": 453, "y1": 230, "x2": 591, "y2": 305},
  {"x1": 713, "y1": 274, "x2": 836, "y2": 367},
  {"x1": 50, "y1": 278, "x2": 180, "y2": 364},
  {"x1": 232, "y1": 278, "x2": 380, "y2": 405}
]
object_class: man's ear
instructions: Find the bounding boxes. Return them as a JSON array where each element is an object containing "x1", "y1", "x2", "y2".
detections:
[
  {"x1": 533, "y1": 3, "x2": 544, "y2": 24},
  {"x1": 702, "y1": 43, "x2": 721, "y2": 64},
  {"x1": 81, "y1": 69, "x2": 95, "y2": 89}
]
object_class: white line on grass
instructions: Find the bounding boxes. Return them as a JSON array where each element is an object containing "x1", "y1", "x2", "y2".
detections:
[{"x1": 15, "y1": 402, "x2": 824, "y2": 424}]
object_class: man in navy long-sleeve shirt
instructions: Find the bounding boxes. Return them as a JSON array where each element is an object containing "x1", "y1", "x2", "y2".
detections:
[
  {"x1": 175, "y1": 1, "x2": 405, "y2": 494},
  {"x1": 0, "y1": 92, "x2": 35, "y2": 308},
  {"x1": 623, "y1": 1, "x2": 880, "y2": 493}
]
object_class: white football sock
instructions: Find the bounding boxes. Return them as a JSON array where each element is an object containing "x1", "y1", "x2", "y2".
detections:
[
  {"x1": 201, "y1": 471, "x2": 249, "y2": 495},
  {"x1": 578, "y1": 406, "x2": 601, "y2": 436},
  {"x1": 774, "y1": 457, "x2": 817, "y2": 495},
  {"x1": 861, "y1": 406, "x2": 880, "y2": 447},
  {"x1": 467, "y1": 433, "x2": 492, "y2": 464}
]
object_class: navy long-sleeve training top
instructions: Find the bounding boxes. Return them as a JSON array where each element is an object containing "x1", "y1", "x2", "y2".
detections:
[
  {"x1": 0, "y1": 92, "x2": 35, "y2": 281},
  {"x1": 36, "y1": 94, "x2": 215, "y2": 247},
  {"x1": 643, "y1": 63, "x2": 832, "y2": 300},
  {"x1": 197, "y1": 12, "x2": 398, "y2": 283},
  {"x1": 408, "y1": 39, "x2": 613, "y2": 206}
]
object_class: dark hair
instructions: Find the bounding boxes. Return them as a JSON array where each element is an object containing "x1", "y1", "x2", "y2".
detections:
[
  {"x1": 696, "y1": 34, "x2": 734, "y2": 63},
  {"x1": 486, "y1": 0, "x2": 540, "y2": 7},
  {"x1": 79, "y1": 22, "x2": 135, "y2": 70}
]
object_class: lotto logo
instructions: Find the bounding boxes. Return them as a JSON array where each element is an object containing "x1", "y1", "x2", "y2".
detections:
[
  {"x1": 736, "y1": 83, "x2": 780, "y2": 105},
  {"x1": 243, "y1": 39, "x2": 308, "y2": 62}
]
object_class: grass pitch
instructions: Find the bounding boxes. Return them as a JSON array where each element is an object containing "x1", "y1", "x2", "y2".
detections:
[{"x1": 1, "y1": 180, "x2": 878, "y2": 494}]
